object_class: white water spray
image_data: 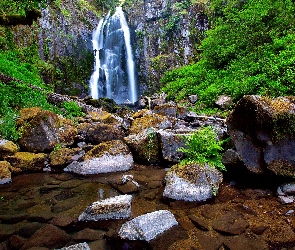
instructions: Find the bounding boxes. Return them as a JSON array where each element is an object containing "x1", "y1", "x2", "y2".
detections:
[{"x1": 89, "y1": 7, "x2": 137, "y2": 104}]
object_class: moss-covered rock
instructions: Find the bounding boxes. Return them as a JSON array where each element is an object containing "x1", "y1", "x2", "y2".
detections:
[
  {"x1": 5, "y1": 152, "x2": 47, "y2": 172},
  {"x1": 227, "y1": 95, "x2": 295, "y2": 177},
  {"x1": 77, "y1": 122, "x2": 125, "y2": 144},
  {"x1": 64, "y1": 140, "x2": 134, "y2": 175},
  {"x1": 49, "y1": 147, "x2": 84, "y2": 168},
  {"x1": 0, "y1": 139, "x2": 18, "y2": 160},
  {"x1": 163, "y1": 163, "x2": 223, "y2": 202},
  {"x1": 18, "y1": 108, "x2": 78, "y2": 152},
  {"x1": 129, "y1": 110, "x2": 170, "y2": 134},
  {"x1": 124, "y1": 128, "x2": 160, "y2": 164},
  {"x1": 0, "y1": 161, "x2": 12, "y2": 184}
]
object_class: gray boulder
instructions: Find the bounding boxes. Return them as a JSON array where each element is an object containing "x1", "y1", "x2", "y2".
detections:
[
  {"x1": 78, "y1": 195, "x2": 132, "y2": 221},
  {"x1": 64, "y1": 140, "x2": 133, "y2": 175},
  {"x1": 227, "y1": 95, "x2": 295, "y2": 177},
  {"x1": 163, "y1": 163, "x2": 223, "y2": 202},
  {"x1": 118, "y1": 210, "x2": 178, "y2": 242}
]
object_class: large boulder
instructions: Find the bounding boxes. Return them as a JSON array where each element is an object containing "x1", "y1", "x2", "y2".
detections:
[
  {"x1": 0, "y1": 140, "x2": 18, "y2": 160},
  {"x1": 227, "y1": 95, "x2": 295, "y2": 176},
  {"x1": 163, "y1": 163, "x2": 223, "y2": 202},
  {"x1": 77, "y1": 122, "x2": 124, "y2": 144},
  {"x1": 64, "y1": 140, "x2": 133, "y2": 175},
  {"x1": 124, "y1": 128, "x2": 161, "y2": 164},
  {"x1": 17, "y1": 108, "x2": 77, "y2": 152},
  {"x1": 5, "y1": 152, "x2": 47, "y2": 172}
]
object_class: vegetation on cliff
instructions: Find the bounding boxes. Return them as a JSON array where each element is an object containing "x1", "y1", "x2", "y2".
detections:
[{"x1": 161, "y1": 0, "x2": 295, "y2": 113}]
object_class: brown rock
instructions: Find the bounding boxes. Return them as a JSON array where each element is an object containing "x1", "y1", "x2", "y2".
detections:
[
  {"x1": 188, "y1": 215, "x2": 210, "y2": 231},
  {"x1": 49, "y1": 147, "x2": 84, "y2": 168},
  {"x1": 8, "y1": 235, "x2": 25, "y2": 250},
  {"x1": 78, "y1": 122, "x2": 124, "y2": 144},
  {"x1": 250, "y1": 225, "x2": 269, "y2": 235},
  {"x1": 223, "y1": 233, "x2": 268, "y2": 250},
  {"x1": 18, "y1": 108, "x2": 77, "y2": 152},
  {"x1": 212, "y1": 211, "x2": 249, "y2": 235},
  {"x1": 5, "y1": 152, "x2": 47, "y2": 172},
  {"x1": 177, "y1": 218, "x2": 196, "y2": 231},
  {"x1": 49, "y1": 217, "x2": 74, "y2": 228},
  {"x1": 0, "y1": 140, "x2": 18, "y2": 159},
  {"x1": 194, "y1": 231, "x2": 223, "y2": 250},
  {"x1": 0, "y1": 161, "x2": 12, "y2": 184},
  {"x1": 129, "y1": 111, "x2": 169, "y2": 134},
  {"x1": 20, "y1": 224, "x2": 71, "y2": 250},
  {"x1": 72, "y1": 228, "x2": 105, "y2": 241}
]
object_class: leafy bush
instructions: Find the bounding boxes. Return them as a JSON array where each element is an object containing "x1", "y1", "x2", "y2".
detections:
[
  {"x1": 161, "y1": 0, "x2": 295, "y2": 112},
  {"x1": 178, "y1": 126, "x2": 227, "y2": 171},
  {"x1": 62, "y1": 101, "x2": 85, "y2": 119}
]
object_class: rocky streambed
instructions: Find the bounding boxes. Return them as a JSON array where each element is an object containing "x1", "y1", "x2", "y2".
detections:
[
  {"x1": 0, "y1": 165, "x2": 295, "y2": 250},
  {"x1": 1, "y1": 94, "x2": 295, "y2": 249}
]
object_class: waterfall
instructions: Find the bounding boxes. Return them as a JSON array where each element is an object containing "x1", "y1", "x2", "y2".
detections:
[{"x1": 89, "y1": 7, "x2": 137, "y2": 104}]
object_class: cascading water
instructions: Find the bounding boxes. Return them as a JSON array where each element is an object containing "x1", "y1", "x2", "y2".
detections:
[{"x1": 89, "y1": 7, "x2": 137, "y2": 104}]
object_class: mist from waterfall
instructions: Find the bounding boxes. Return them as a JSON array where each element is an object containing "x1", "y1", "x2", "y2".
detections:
[{"x1": 89, "y1": 7, "x2": 137, "y2": 104}]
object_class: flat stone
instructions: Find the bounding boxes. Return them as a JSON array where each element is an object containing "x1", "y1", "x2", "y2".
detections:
[
  {"x1": 72, "y1": 228, "x2": 105, "y2": 241},
  {"x1": 78, "y1": 195, "x2": 132, "y2": 221},
  {"x1": 20, "y1": 224, "x2": 72, "y2": 250},
  {"x1": 250, "y1": 225, "x2": 269, "y2": 235},
  {"x1": 188, "y1": 215, "x2": 210, "y2": 231},
  {"x1": 224, "y1": 233, "x2": 268, "y2": 250},
  {"x1": 194, "y1": 231, "x2": 223, "y2": 250},
  {"x1": 212, "y1": 211, "x2": 249, "y2": 235},
  {"x1": 49, "y1": 217, "x2": 74, "y2": 228},
  {"x1": 177, "y1": 218, "x2": 196, "y2": 231},
  {"x1": 16, "y1": 222, "x2": 44, "y2": 238},
  {"x1": 118, "y1": 210, "x2": 178, "y2": 242}
]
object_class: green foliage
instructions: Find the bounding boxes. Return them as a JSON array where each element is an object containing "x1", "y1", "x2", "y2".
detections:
[
  {"x1": 161, "y1": 0, "x2": 295, "y2": 111},
  {"x1": 178, "y1": 126, "x2": 227, "y2": 171},
  {"x1": 62, "y1": 101, "x2": 85, "y2": 119},
  {"x1": 0, "y1": 0, "x2": 48, "y2": 15}
]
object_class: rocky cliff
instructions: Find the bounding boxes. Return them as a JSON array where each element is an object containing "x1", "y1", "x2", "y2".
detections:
[{"x1": 123, "y1": 0, "x2": 209, "y2": 95}]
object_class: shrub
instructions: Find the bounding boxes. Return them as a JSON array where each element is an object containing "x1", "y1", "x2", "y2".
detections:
[
  {"x1": 62, "y1": 101, "x2": 85, "y2": 119},
  {"x1": 178, "y1": 126, "x2": 227, "y2": 171}
]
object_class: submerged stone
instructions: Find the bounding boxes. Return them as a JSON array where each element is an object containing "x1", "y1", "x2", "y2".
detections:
[
  {"x1": 118, "y1": 210, "x2": 178, "y2": 242},
  {"x1": 78, "y1": 195, "x2": 132, "y2": 221}
]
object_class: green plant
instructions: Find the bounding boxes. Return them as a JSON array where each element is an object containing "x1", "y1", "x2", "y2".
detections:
[
  {"x1": 62, "y1": 101, "x2": 85, "y2": 119},
  {"x1": 178, "y1": 126, "x2": 227, "y2": 171}
]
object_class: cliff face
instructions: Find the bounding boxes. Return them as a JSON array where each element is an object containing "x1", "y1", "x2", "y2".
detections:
[
  {"x1": 122, "y1": 0, "x2": 209, "y2": 95},
  {"x1": 11, "y1": 0, "x2": 100, "y2": 96}
]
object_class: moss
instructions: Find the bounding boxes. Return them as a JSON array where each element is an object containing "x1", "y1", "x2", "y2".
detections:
[
  {"x1": 83, "y1": 140, "x2": 129, "y2": 160},
  {"x1": 130, "y1": 113, "x2": 166, "y2": 134},
  {"x1": 169, "y1": 163, "x2": 203, "y2": 184},
  {"x1": 268, "y1": 160, "x2": 295, "y2": 178}
]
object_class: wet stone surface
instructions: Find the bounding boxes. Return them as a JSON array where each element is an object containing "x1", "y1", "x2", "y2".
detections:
[{"x1": 0, "y1": 165, "x2": 295, "y2": 249}]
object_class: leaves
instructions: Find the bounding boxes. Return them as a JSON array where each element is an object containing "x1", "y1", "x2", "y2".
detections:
[{"x1": 178, "y1": 126, "x2": 227, "y2": 171}]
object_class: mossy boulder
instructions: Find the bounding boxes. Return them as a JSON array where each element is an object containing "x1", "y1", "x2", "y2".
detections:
[
  {"x1": 0, "y1": 161, "x2": 12, "y2": 184},
  {"x1": 86, "y1": 111, "x2": 119, "y2": 124},
  {"x1": 227, "y1": 95, "x2": 295, "y2": 176},
  {"x1": 17, "y1": 108, "x2": 78, "y2": 153},
  {"x1": 130, "y1": 109, "x2": 170, "y2": 134},
  {"x1": 124, "y1": 128, "x2": 160, "y2": 164},
  {"x1": 77, "y1": 123, "x2": 125, "y2": 144},
  {"x1": 0, "y1": 140, "x2": 18, "y2": 159},
  {"x1": 5, "y1": 152, "x2": 47, "y2": 172},
  {"x1": 163, "y1": 163, "x2": 223, "y2": 202},
  {"x1": 64, "y1": 140, "x2": 133, "y2": 175},
  {"x1": 49, "y1": 148, "x2": 84, "y2": 169}
]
